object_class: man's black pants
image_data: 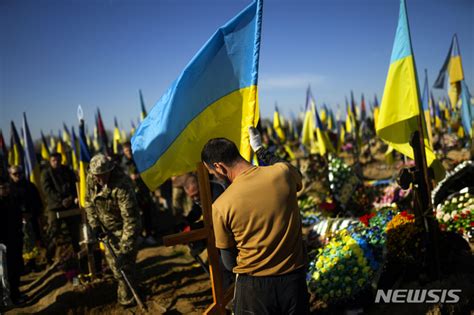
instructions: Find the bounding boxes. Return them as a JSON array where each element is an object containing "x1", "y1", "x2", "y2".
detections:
[{"x1": 234, "y1": 268, "x2": 309, "y2": 315}]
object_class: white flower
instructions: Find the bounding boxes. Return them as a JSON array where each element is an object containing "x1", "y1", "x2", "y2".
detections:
[
  {"x1": 451, "y1": 198, "x2": 458, "y2": 204},
  {"x1": 451, "y1": 211, "x2": 458, "y2": 218},
  {"x1": 443, "y1": 214, "x2": 451, "y2": 222},
  {"x1": 461, "y1": 208, "x2": 470, "y2": 215},
  {"x1": 436, "y1": 212, "x2": 443, "y2": 220}
]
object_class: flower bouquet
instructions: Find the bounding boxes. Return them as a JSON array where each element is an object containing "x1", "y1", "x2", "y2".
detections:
[
  {"x1": 385, "y1": 211, "x2": 423, "y2": 265},
  {"x1": 435, "y1": 188, "x2": 474, "y2": 240},
  {"x1": 308, "y1": 229, "x2": 377, "y2": 304}
]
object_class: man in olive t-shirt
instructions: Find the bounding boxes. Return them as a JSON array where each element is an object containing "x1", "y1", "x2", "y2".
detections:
[{"x1": 201, "y1": 128, "x2": 309, "y2": 315}]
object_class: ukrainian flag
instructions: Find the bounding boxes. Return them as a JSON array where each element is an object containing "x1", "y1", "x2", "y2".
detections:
[
  {"x1": 8, "y1": 121, "x2": 23, "y2": 167},
  {"x1": 273, "y1": 105, "x2": 286, "y2": 142},
  {"x1": 301, "y1": 86, "x2": 316, "y2": 150},
  {"x1": 434, "y1": 34, "x2": 464, "y2": 109},
  {"x1": 78, "y1": 120, "x2": 91, "y2": 208},
  {"x1": 40, "y1": 131, "x2": 50, "y2": 161},
  {"x1": 22, "y1": 113, "x2": 42, "y2": 192},
  {"x1": 314, "y1": 103, "x2": 335, "y2": 156},
  {"x1": 376, "y1": 0, "x2": 444, "y2": 181},
  {"x1": 132, "y1": 0, "x2": 262, "y2": 190},
  {"x1": 113, "y1": 117, "x2": 122, "y2": 154}
]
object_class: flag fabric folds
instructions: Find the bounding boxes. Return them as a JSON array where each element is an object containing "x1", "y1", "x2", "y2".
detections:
[
  {"x1": 376, "y1": 0, "x2": 444, "y2": 181},
  {"x1": 132, "y1": 0, "x2": 262, "y2": 190}
]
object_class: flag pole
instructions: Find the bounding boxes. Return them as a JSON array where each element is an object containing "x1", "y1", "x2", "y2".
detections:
[{"x1": 405, "y1": 0, "x2": 440, "y2": 280}]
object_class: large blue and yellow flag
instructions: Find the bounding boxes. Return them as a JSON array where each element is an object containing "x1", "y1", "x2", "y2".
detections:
[
  {"x1": 376, "y1": 0, "x2": 444, "y2": 181},
  {"x1": 22, "y1": 113, "x2": 42, "y2": 193},
  {"x1": 132, "y1": 0, "x2": 262, "y2": 189}
]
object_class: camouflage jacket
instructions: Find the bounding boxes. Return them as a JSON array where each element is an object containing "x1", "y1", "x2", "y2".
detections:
[{"x1": 84, "y1": 168, "x2": 141, "y2": 254}]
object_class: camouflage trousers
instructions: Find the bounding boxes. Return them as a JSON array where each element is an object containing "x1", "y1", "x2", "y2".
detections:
[{"x1": 103, "y1": 239, "x2": 138, "y2": 305}]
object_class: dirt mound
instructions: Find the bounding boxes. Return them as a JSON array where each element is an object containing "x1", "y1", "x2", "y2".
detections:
[{"x1": 6, "y1": 245, "x2": 212, "y2": 314}]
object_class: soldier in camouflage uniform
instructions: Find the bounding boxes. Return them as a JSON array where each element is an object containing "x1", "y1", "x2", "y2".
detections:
[{"x1": 84, "y1": 154, "x2": 141, "y2": 307}]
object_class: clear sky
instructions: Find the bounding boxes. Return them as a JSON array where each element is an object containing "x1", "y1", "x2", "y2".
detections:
[{"x1": 1, "y1": 0, "x2": 473, "y2": 140}]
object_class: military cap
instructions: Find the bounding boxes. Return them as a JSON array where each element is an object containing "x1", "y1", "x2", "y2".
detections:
[{"x1": 90, "y1": 153, "x2": 115, "y2": 175}]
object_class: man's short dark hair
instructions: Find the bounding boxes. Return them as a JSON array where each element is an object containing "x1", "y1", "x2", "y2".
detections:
[
  {"x1": 50, "y1": 152, "x2": 62, "y2": 159},
  {"x1": 201, "y1": 138, "x2": 241, "y2": 168}
]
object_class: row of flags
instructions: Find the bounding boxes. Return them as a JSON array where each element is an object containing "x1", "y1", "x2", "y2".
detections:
[
  {"x1": 2, "y1": 0, "x2": 472, "y2": 196},
  {"x1": 1, "y1": 89, "x2": 151, "y2": 207},
  {"x1": 131, "y1": 0, "x2": 471, "y2": 189}
]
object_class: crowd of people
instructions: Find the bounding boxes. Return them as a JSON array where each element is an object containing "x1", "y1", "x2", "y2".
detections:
[
  {"x1": 1, "y1": 112, "x2": 471, "y2": 313},
  {"x1": 1, "y1": 122, "x2": 315, "y2": 313}
]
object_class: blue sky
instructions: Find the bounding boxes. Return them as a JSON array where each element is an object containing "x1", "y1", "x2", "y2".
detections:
[{"x1": 1, "y1": 0, "x2": 473, "y2": 140}]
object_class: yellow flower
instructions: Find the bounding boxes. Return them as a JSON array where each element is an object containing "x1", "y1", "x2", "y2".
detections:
[
  {"x1": 316, "y1": 260, "x2": 323, "y2": 269},
  {"x1": 345, "y1": 287, "x2": 352, "y2": 295},
  {"x1": 343, "y1": 245, "x2": 350, "y2": 251},
  {"x1": 329, "y1": 290, "x2": 335, "y2": 297},
  {"x1": 357, "y1": 278, "x2": 365, "y2": 286},
  {"x1": 337, "y1": 265, "x2": 344, "y2": 271},
  {"x1": 333, "y1": 276, "x2": 339, "y2": 283},
  {"x1": 352, "y1": 267, "x2": 359, "y2": 274},
  {"x1": 345, "y1": 276, "x2": 351, "y2": 283},
  {"x1": 321, "y1": 267, "x2": 327, "y2": 274},
  {"x1": 363, "y1": 266, "x2": 371, "y2": 274},
  {"x1": 357, "y1": 257, "x2": 367, "y2": 266},
  {"x1": 336, "y1": 290, "x2": 342, "y2": 297},
  {"x1": 322, "y1": 279, "x2": 329, "y2": 285},
  {"x1": 322, "y1": 294, "x2": 329, "y2": 301}
]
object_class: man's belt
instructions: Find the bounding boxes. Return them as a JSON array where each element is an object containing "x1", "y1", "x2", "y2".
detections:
[{"x1": 56, "y1": 208, "x2": 81, "y2": 219}]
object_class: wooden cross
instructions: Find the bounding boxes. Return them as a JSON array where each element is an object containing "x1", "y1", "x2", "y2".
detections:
[{"x1": 163, "y1": 162, "x2": 234, "y2": 315}]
